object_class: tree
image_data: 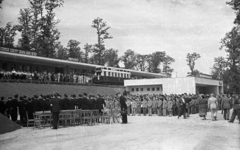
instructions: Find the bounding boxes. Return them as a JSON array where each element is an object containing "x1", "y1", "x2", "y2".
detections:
[
  {"x1": 18, "y1": 8, "x2": 32, "y2": 50},
  {"x1": 83, "y1": 43, "x2": 92, "y2": 63},
  {"x1": 0, "y1": 22, "x2": 21, "y2": 47},
  {"x1": 121, "y1": 49, "x2": 137, "y2": 69},
  {"x1": 220, "y1": 26, "x2": 240, "y2": 93},
  {"x1": 211, "y1": 57, "x2": 227, "y2": 80},
  {"x1": 103, "y1": 48, "x2": 120, "y2": 67},
  {"x1": 227, "y1": 0, "x2": 240, "y2": 24},
  {"x1": 135, "y1": 54, "x2": 149, "y2": 71},
  {"x1": 149, "y1": 51, "x2": 166, "y2": 73},
  {"x1": 55, "y1": 44, "x2": 68, "y2": 60},
  {"x1": 17, "y1": 0, "x2": 64, "y2": 57},
  {"x1": 162, "y1": 55, "x2": 175, "y2": 77},
  {"x1": 186, "y1": 52, "x2": 201, "y2": 76},
  {"x1": 67, "y1": 39, "x2": 83, "y2": 62},
  {"x1": 91, "y1": 17, "x2": 112, "y2": 65}
]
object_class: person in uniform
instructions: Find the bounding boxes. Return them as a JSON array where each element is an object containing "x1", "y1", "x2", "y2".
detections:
[
  {"x1": 221, "y1": 94, "x2": 232, "y2": 120},
  {"x1": 152, "y1": 97, "x2": 157, "y2": 115},
  {"x1": 229, "y1": 95, "x2": 240, "y2": 124},
  {"x1": 178, "y1": 95, "x2": 186, "y2": 119},
  {"x1": 208, "y1": 94, "x2": 218, "y2": 121},
  {"x1": 51, "y1": 93, "x2": 61, "y2": 129},
  {"x1": 26, "y1": 97, "x2": 34, "y2": 119},
  {"x1": 157, "y1": 98, "x2": 163, "y2": 116},
  {"x1": 119, "y1": 92, "x2": 127, "y2": 124},
  {"x1": 81, "y1": 93, "x2": 90, "y2": 110},
  {"x1": 96, "y1": 94, "x2": 106, "y2": 115},
  {"x1": 18, "y1": 96, "x2": 27, "y2": 124},
  {"x1": 62, "y1": 94, "x2": 69, "y2": 110},
  {"x1": 10, "y1": 94, "x2": 18, "y2": 122},
  {"x1": 142, "y1": 97, "x2": 147, "y2": 116},
  {"x1": 167, "y1": 98, "x2": 173, "y2": 117},
  {"x1": 162, "y1": 97, "x2": 167, "y2": 116},
  {"x1": 147, "y1": 96, "x2": 153, "y2": 116}
]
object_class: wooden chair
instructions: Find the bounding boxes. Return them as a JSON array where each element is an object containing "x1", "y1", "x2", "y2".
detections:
[
  {"x1": 81, "y1": 110, "x2": 93, "y2": 125},
  {"x1": 26, "y1": 111, "x2": 34, "y2": 128},
  {"x1": 101, "y1": 109, "x2": 111, "y2": 124},
  {"x1": 92, "y1": 110, "x2": 100, "y2": 125},
  {"x1": 64, "y1": 111, "x2": 75, "y2": 126},
  {"x1": 74, "y1": 109, "x2": 82, "y2": 125},
  {"x1": 33, "y1": 113, "x2": 45, "y2": 129}
]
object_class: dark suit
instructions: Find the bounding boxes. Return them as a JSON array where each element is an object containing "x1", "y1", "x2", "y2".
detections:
[
  {"x1": 221, "y1": 97, "x2": 232, "y2": 120},
  {"x1": 229, "y1": 98, "x2": 240, "y2": 123},
  {"x1": 18, "y1": 100, "x2": 27, "y2": 123},
  {"x1": 120, "y1": 95, "x2": 127, "y2": 124},
  {"x1": 81, "y1": 97, "x2": 90, "y2": 110},
  {"x1": 96, "y1": 97, "x2": 106, "y2": 115},
  {"x1": 178, "y1": 98, "x2": 186, "y2": 119},
  {"x1": 26, "y1": 101, "x2": 34, "y2": 119},
  {"x1": 51, "y1": 97, "x2": 61, "y2": 129},
  {"x1": 10, "y1": 98, "x2": 18, "y2": 122}
]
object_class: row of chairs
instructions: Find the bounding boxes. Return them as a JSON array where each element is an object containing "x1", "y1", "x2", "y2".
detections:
[{"x1": 26, "y1": 109, "x2": 121, "y2": 129}]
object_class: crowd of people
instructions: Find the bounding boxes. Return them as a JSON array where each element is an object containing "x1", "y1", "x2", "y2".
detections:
[
  {"x1": 0, "y1": 69, "x2": 94, "y2": 84},
  {"x1": 0, "y1": 93, "x2": 239, "y2": 128}
]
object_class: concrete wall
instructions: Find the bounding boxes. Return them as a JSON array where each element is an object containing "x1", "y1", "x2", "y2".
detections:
[{"x1": 124, "y1": 77, "x2": 196, "y2": 95}]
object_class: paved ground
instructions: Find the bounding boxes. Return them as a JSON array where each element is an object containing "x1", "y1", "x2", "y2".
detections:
[{"x1": 0, "y1": 111, "x2": 239, "y2": 150}]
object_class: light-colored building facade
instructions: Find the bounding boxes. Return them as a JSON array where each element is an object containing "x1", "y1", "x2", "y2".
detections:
[{"x1": 124, "y1": 77, "x2": 223, "y2": 95}]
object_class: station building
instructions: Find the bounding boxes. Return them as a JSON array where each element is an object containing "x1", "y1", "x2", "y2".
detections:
[{"x1": 124, "y1": 74, "x2": 224, "y2": 95}]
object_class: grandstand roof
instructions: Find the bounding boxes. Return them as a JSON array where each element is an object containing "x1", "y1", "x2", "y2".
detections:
[{"x1": 0, "y1": 51, "x2": 167, "y2": 78}]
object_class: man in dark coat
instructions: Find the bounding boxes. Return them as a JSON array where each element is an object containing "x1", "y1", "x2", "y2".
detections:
[
  {"x1": 18, "y1": 96, "x2": 27, "y2": 124},
  {"x1": 10, "y1": 94, "x2": 19, "y2": 122},
  {"x1": 41, "y1": 96, "x2": 50, "y2": 112},
  {"x1": 89, "y1": 95, "x2": 96, "y2": 110},
  {"x1": 5, "y1": 97, "x2": 12, "y2": 118},
  {"x1": 81, "y1": 93, "x2": 90, "y2": 110},
  {"x1": 178, "y1": 95, "x2": 186, "y2": 119},
  {"x1": 119, "y1": 92, "x2": 128, "y2": 124},
  {"x1": 229, "y1": 95, "x2": 240, "y2": 124},
  {"x1": 69, "y1": 95, "x2": 76, "y2": 110},
  {"x1": 25, "y1": 98, "x2": 34, "y2": 119},
  {"x1": 0, "y1": 97, "x2": 5, "y2": 115},
  {"x1": 62, "y1": 94, "x2": 69, "y2": 110},
  {"x1": 96, "y1": 95, "x2": 106, "y2": 115},
  {"x1": 51, "y1": 94, "x2": 61, "y2": 129},
  {"x1": 221, "y1": 94, "x2": 232, "y2": 120},
  {"x1": 76, "y1": 94, "x2": 83, "y2": 110}
]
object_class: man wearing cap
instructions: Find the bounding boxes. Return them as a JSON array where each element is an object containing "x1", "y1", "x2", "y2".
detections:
[
  {"x1": 221, "y1": 94, "x2": 232, "y2": 120},
  {"x1": 229, "y1": 95, "x2": 240, "y2": 124},
  {"x1": 81, "y1": 93, "x2": 90, "y2": 110},
  {"x1": 96, "y1": 94, "x2": 106, "y2": 115},
  {"x1": 51, "y1": 94, "x2": 61, "y2": 129},
  {"x1": 10, "y1": 94, "x2": 18, "y2": 122},
  {"x1": 119, "y1": 93, "x2": 127, "y2": 124}
]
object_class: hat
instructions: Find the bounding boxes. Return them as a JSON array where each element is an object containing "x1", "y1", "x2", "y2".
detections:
[
  {"x1": 83, "y1": 93, "x2": 88, "y2": 96},
  {"x1": 64, "y1": 94, "x2": 68, "y2": 97},
  {"x1": 20, "y1": 96, "x2": 23, "y2": 100},
  {"x1": 72, "y1": 94, "x2": 76, "y2": 98},
  {"x1": 14, "y1": 94, "x2": 18, "y2": 98},
  {"x1": 79, "y1": 94, "x2": 83, "y2": 97},
  {"x1": 1, "y1": 97, "x2": 4, "y2": 100}
]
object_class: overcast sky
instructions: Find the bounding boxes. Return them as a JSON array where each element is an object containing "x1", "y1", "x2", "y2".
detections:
[{"x1": 0, "y1": 0, "x2": 236, "y2": 77}]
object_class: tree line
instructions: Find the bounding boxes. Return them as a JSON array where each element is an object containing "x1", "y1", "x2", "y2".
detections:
[
  {"x1": 211, "y1": 0, "x2": 240, "y2": 93},
  {"x1": 0, "y1": 0, "x2": 175, "y2": 76}
]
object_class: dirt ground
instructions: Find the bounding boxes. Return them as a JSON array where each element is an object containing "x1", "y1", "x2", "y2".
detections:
[{"x1": 0, "y1": 111, "x2": 239, "y2": 150}]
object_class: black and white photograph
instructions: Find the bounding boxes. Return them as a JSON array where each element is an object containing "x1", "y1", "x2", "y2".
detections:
[{"x1": 0, "y1": 0, "x2": 240, "y2": 149}]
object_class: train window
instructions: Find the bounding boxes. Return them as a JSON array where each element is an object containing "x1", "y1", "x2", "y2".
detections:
[
  {"x1": 147, "y1": 88, "x2": 150, "y2": 91},
  {"x1": 141, "y1": 88, "x2": 143, "y2": 91},
  {"x1": 132, "y1": 88, "x2": 134, "y2": 92},
  {"x1": 136, "y1": 88, "x2": 139, "y2": 91},
  {"x1": 152, "y1": 88, "x2": 155, "y2": 91},
  {"x1": 157, "y1": 87, "x2": 160, "y2": 91}
]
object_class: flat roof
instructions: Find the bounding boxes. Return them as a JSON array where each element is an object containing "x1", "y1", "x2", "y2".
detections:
[{"x1": 0, "y1": 51, "x2": 167, "y2": 78}]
